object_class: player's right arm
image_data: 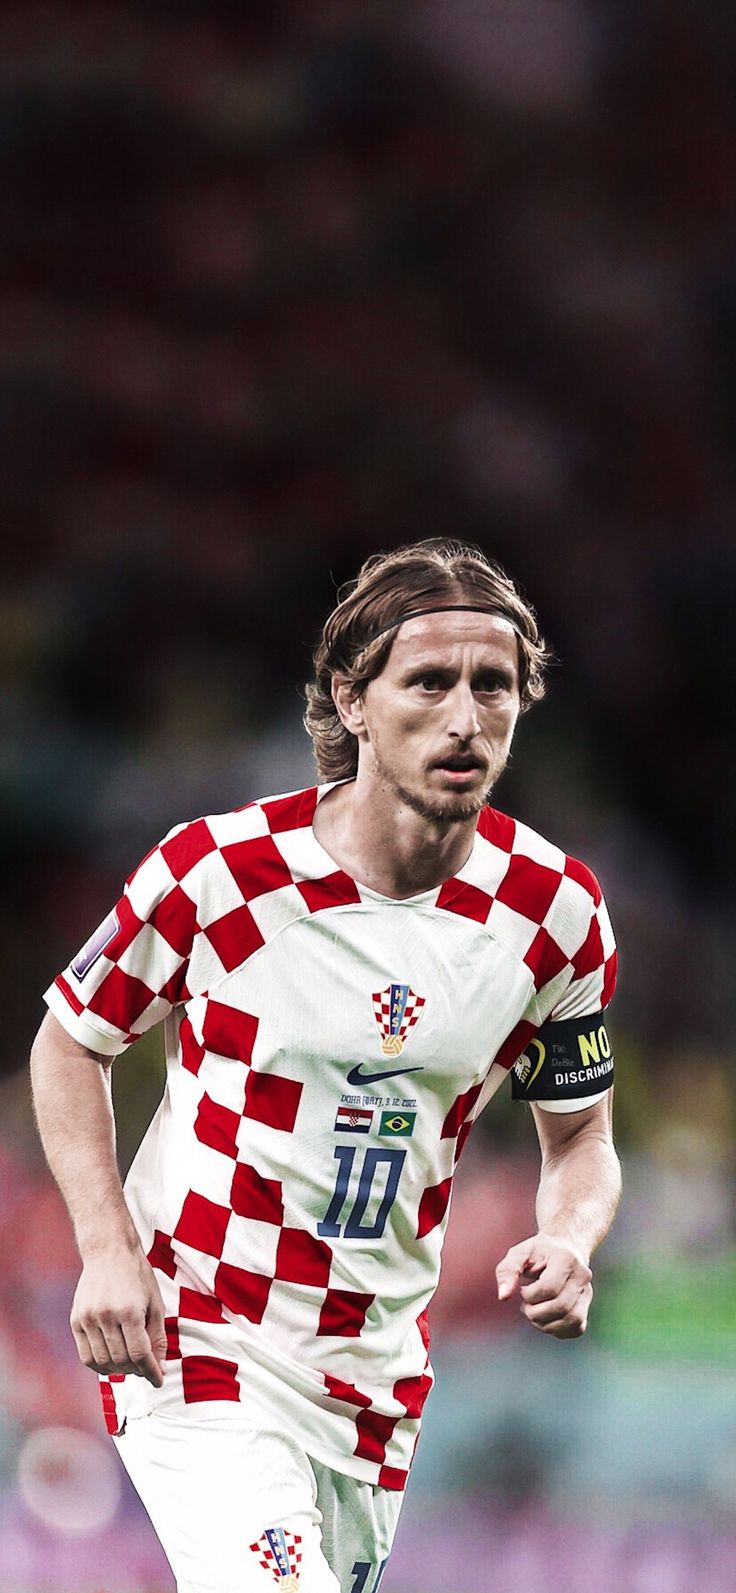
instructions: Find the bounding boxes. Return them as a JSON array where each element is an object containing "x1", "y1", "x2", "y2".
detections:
[{"x1": 30, "y1": 1009, "x2": 166, "y2": 1387}]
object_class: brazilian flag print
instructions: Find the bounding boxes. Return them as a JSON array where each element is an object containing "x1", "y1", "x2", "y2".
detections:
[{"x1": 379, "y1": 1111, "x2": 416, "y2": 1137}]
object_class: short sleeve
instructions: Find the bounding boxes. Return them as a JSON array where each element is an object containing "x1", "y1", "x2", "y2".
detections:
[
  {"x1": 44, "y1": 823, "x2": 201, "y2": 1056},
  {"x1": 547, "y1": 872, "x2": 617, "y2": 1024},
  {"x1": 510, "y1": 860, "x2": 618, "y2": 1113}
]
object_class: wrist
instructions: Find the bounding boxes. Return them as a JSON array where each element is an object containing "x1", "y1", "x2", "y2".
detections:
[
  {"x1": 75, "y1": 1205, "x2": 141, "y2": 1263},
  {"x1": 536, "y1": 1228, "x2": 591, "y2": 1266}
]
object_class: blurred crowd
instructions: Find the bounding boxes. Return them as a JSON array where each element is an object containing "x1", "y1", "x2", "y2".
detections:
[{"x1": 2, "y1": 2, "x2": 736, "y2": 1589}]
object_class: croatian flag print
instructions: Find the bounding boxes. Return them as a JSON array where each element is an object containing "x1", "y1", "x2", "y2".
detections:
[{"x1": 334, "y1": 1106, "x2": 373, "y2": 1132}]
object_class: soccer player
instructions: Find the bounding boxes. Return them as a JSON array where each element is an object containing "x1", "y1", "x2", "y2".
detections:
[{"x1": 31, "y1": 540, "x2": 620, "y2": 1593}]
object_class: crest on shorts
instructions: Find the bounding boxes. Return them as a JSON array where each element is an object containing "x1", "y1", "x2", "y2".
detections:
[
  {"x1": 372, "y1": 982, "x2": 426, "y2": 1056},
  {"x1": 250, "y1": 1526, "x2": 302, "y2": 1589}
]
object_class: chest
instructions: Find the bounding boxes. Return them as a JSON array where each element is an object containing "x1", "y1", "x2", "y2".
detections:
[{"x1": 194, "y1": 903, "x2": 531, "y2": 1115}]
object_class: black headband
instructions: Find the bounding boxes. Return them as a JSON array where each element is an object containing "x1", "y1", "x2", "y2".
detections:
[{"x1": 363, "y1": 605, "x2": 522, "y2": 645}]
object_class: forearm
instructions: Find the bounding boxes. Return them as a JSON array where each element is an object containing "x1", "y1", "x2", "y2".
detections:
[
  {"x1": 30, "y1": 1011, "x2": 140, "y2": 1261},
  {"x1": 535, "y1": 1125, "x2": 622, "y2": 1263}
]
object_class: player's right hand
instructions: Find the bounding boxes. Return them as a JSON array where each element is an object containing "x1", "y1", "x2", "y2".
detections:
[{"x1": 70, "y1": 1247, "x2": 167, "y2": 1387}]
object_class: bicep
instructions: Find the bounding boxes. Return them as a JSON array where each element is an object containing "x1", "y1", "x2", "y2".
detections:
[{"x1": 32, "y1": 1008, "x2": 108, "y2": 1067}]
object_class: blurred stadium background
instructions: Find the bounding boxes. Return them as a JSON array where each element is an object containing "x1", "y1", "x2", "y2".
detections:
[{"x1": 2, "y1": 2, "x2": 736, "y2": 1590}]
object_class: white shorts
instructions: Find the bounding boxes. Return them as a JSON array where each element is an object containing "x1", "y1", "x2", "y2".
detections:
[{"x1": 115, "y1": 1408, "x2": 404, "y2": 1593}]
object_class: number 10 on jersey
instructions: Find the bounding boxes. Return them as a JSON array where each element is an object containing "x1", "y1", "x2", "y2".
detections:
[{"x1": 318, "y1": 1145, "x2": 406, "y2": 1240}]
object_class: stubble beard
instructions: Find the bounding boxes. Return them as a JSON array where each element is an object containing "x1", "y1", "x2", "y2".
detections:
[{"x1": 372, "y1": 744, "x2": 504, "y2": 826}]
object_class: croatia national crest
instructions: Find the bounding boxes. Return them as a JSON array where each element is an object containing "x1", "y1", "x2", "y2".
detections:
[
  {"x1": 250, "y1": 1526, "x2": 302, "y2": 1590},
  {"x1": 372, "y1": 982, "x2": 426, "y2": 1056}
]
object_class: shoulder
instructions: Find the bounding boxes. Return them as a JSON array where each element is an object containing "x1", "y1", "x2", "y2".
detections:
[
  {"x1": 131, "y1": 785, "x2": 323, "y2": 899},
  {"x1": 475, "y1": 806, "x2": 616, "y2": 1003},
  {"x1": 476, "y1": 806, "x2": 604, "y2": 914}
]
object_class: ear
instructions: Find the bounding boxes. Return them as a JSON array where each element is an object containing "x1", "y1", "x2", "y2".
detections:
[{"x1": 331, "y1": 675, "x2": 366, "y2": 737}]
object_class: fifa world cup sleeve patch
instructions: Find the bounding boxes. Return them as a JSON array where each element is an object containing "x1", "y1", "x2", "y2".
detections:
[
  {"x1": 70, "y1": 909, "x2": 121, "y2": 980},
  {"x1": 511, "y1": 1012, "x2": 614, "y2": 1103}
]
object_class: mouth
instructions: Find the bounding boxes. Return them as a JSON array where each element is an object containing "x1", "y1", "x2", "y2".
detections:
[{"x1": 433, "y1": 755, "x2": 485, "y2": 780}]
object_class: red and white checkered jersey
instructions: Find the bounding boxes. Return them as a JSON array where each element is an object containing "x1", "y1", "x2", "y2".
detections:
[{"x1": 46, "y1": 784, "x2": 617, "y2": 1491}]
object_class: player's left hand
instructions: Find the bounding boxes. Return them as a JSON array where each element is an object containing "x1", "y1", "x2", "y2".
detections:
[{"x1": 495, "y1": 1233, "x2": 593, "y2": 1338}]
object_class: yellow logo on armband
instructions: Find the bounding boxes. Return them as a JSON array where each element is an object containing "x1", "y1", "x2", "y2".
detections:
[{"x1": 514, "y1": 1038, "x2": 546, "y2": 1090}]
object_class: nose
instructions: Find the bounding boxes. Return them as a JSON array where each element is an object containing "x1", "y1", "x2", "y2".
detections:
[{"x1": 447, "y1": 682, "x2": 481, "y2": 742}]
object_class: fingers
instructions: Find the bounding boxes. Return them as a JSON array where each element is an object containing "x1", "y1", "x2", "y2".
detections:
[
  {"x1": 496, "y1": 1241, "x2": 541, "y2": 1300},
  {"x1": 126, "y1": 1337, "x2": 165, "y2": 1388},
  {"x1": 521, "y1": 1281, "x2": 593, "y2": 1338},
  {"x1": 496, "y1": 1237, "x2": 594, "y2": 1338},
  {"x1": 71, "y1": 1318, "x2": 113, "y2": 1373},
  {"x1": 520, "y1": 1255, "x2": 591, "y2": 1306},
  {"x1": 70, "y1": 1307, "x2": 165, "y2": 1385},
  {"x1": 522, "y1": 1274, "x2": 592, "y2": 1338}
]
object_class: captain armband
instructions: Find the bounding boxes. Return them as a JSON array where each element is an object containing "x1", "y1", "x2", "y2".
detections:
[{"x1": 511, "y1": 1012, "x2": 614, "y2": 1104}]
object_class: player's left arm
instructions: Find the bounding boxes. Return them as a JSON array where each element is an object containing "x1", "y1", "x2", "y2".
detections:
[{"x1": 496, "y1": 1091, "x2": 621, "y2": 1338}]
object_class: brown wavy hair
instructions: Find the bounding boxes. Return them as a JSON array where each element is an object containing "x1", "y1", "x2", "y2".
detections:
[{"x1": 304, "y1": 539, "x2": 551, "y2": 781}]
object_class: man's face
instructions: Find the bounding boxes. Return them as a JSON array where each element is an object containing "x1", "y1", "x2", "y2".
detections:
[{"x1": 342, "y1": 609, "x2": 522, "y2": 823}]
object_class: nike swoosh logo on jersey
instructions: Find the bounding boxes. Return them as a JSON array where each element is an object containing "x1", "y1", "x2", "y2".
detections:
[{"x1": 346, "y1": 1063, "x2": 425, "y2": 1086}]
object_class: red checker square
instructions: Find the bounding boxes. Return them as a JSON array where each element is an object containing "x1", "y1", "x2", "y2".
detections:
[
  {"x1": 378, "y1": 1465, "x2": 408, "y2": 1491},
  {"x1": 495, "y1": 854, "x2": 562, "y2": 924},
  {"x1": 564, "y1": 854, "x2": 602, "y2": 903},
  {"x1": 182, "y1": 1354, "x2": 240, "y2": 1404},
  {"x1": 149, "y1": 885, "x2": 198, "y2": 958},
  {"x1": 204, "y1": 904, "x2": 265, "y2": 974},
  {"x1": 354, "y1": 1408, "x2": 398, "y2": 1466},
  {"x1": 88, "y1": 964, "x2": 155, "y2": 1030},
  {"x1": 203, "y1": 1000, "x2": 258, "y2": 1065},
  {"x1": 324, "y1": 1374, "x2": 372, "y2": 1408},
  {"x1": 263, "y1": 787, "x2": 318, "y2": 834},
  {"x1": 478, "y1": 806, "x2": 516, "y2": 852},
  {"x1": 165, "y1": 1317, "x2": 181, "y2": 1360},
  {"x1": 602, "y1": 949, "x2": 618, "y2": 1006},
  {"x1": 174, "y1": 1191, "x2": 230, "y2": 1258},
  {"x1": 215, "y1": 1261, "x2": 272, "y2": 1324},
  {"x1": 275, "y1": 1228, "x2": 332, "y2": 1288},
  {"x1": 147, "y1": 1229, "x2": 177, "y2": 1279},
  {"x1": 103, "y1": 894, "x2": 145, "y2": 961},
  {"x1": 221, "y1": 834, "x2": 294, "y2": 900},
  {"x1": 243, "y1": 1069, "x2": 302, "y2": 1133},
  {"x1": 230, "y1": 1162, "x2": 284, "y2": 1225},
  {"x1": 394, "y1": 1371, "x2": 433, "y2": 1418},
  {"x1": 417, "y1": 1309, "x2": 430, "y2": 1351},
  {"x1": 298, "y1": 871, "x2": 361, "y2": 913},
  {"x1": 417, "y1": 1176, "x2": 453, "y2": 1239},
  {"x1": 572, "y1": 912, "x2": 604, "y2": 980},
  {"x1": 317, "y1": 1289, "x2": 374, "y2": 1337},
  {"x1": 492, "y1": 1018, "x2": 537, "y2": 1073},
  {"x1": 179, "y1": 1287, "x2": 225, "y2": 1323},
  {"x1": 194, "y1": 1093, "x2": 240, "y2": 1159},
  {"x1": 180, "y1": 1014, "x2": 205, "y2": 1076},
  {"x1": 161, "y1": 819, "x2": 217, "y2": 882},
  {"x1": 161, "y1": 966, "x2": 190, "y2": 1007},
  {"x1": 524, "y1": 926, "x2": 569, "y2": 990},
  {"x1": 441, "y1": 1082, "x2": 483, "y2": 1139},
  {"x1": 435, "y1": 879, "x2": 493, "y2": 924}
]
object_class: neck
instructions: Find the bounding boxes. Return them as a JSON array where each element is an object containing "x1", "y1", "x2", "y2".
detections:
[{"x1": 313, "y1": 776, "x2": 480, "y2": 899}]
